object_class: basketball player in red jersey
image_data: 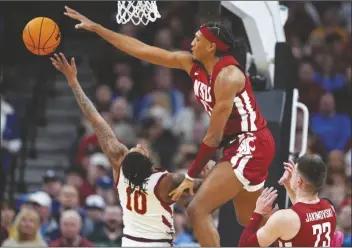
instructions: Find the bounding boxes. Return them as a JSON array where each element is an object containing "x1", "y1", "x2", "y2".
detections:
[
  {"x1": 239, "y1": 155, "x2": 337, "y2": 247},
  {"x1": 64, "y1": 6, "x2": 276, "y2": 246}
]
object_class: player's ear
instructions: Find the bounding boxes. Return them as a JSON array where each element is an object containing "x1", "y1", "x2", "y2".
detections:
[
  {"x1": 208, "y1": 42, "x2": 216, "y2": 53},
  {"x1": 297, "y1": 176, "x2": 303, "y2": 188}
]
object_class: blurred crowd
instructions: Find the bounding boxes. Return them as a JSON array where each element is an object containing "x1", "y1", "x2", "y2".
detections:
[{"x1": 1, "y1": 1, "x2": 351, "y2": 247}]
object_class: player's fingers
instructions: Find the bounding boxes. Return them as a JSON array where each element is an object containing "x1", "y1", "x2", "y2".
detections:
[
  {"x1": 71, "y1": 57, "x2": 76, "y2": 69},
  {"x1": 53, "y1": 53, "x2": 62, "y2": 64},
  {"x1": 168, "y1": 189, "x2": 176, "y2": 197},
  {"x1": 64, "y1": 12, "x2": 81, "y2": 21},
  {"x1": 284, "y1": 166, "x2": 293, "y2": 174},
  {"x1": 273, "y1": 203, "x2": 279, "y2": 211},
  {"x1": 262, "y1": 187, "x2": 269, "y2": 195},
  {"x1": 64, "y1": 6, "x2": 79, "y2": 14},
  {"x1": 264, "y1": 189, "x2": 277, "y2": 201},
  {"x1": 50, "y1": 57, "x2": 58, "y2": 64},
  {"x1": 265, "y1": 187, "x2": 275, "y2": 195},
  {"x1": 59, "y1": 53, "x2": 69, "y2": 66},
  {"x1": 51, "y1": 62, "x2": 60, "y2": 70},
  {"x1": 189, "y1": 185, "x2": 194, "y2": 196},
  {"x1": 75, "y1": 23, "x2": 85, "y2": 29},
  {"x1": 265, "y1": 193, "x2": 278, "y2": 206},
  {"x1": 171, "y1": 191, "x2": 181, "y2": 201}
]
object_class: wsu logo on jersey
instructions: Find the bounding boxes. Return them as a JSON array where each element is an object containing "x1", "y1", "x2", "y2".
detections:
[
  {"x1": 237, "y1": 133, "x2": 256, "y2": 155},
  {"x1": 194, "y1": 80, "x2": 212, "y2": 103}
]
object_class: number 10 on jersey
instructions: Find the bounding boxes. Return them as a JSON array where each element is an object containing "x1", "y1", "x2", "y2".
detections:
[{"x1": 126, "y1": 187, "x2": 147, "y2": 215}]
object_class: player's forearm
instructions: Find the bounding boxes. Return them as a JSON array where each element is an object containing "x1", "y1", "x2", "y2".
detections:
[
  {"x1": 69, "y1": 78, "x2": 101, "y2": 126},
  {"x1": 69, "y1": 78, "x2": 127, "y2": 159},
  {"x1": 238, "y1": 213, "x2": 262, "y2": 247},
  {"x1": 92, "y1": 24, "x2": 153, "y2": 62},
  {"x1": 93, "y1": 24, "x2": 145, "y2": 54}
]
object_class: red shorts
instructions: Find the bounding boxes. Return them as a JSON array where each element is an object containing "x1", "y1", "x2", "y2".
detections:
[{"x1": 219, "y1": 127, "x2": 275, "y2": 192}]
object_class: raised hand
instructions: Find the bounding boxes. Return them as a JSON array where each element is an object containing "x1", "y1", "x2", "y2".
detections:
[
  {"x1": 278, "y1": 160, "x2": 295, "y2": 186},
  {"x1": 254, "y1": 187, "x2": 278, "y2": 216},
  {"x1": 64, "y1": 6, "x2": 97, "y2": 31},
  {"x1": 50, "y1": 53, "x2": 77, "y2": 83}
]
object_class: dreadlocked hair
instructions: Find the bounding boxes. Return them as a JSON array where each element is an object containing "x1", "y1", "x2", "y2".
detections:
[
  {"x1": 121, "y1": 151, "x2": 154, "y2": 194},
  {"x1": 204, "y1": 22, "x2": 248, "y2": 59}
]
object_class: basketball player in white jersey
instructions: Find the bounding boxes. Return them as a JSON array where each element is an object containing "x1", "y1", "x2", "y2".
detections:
[{"x1": 50, "y1": 53, "x2": 205, "y2": 247}]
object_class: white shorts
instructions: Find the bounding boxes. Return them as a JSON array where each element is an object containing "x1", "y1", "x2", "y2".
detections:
[{"x1": 122, "y1": 237, "x2": 172, "y2": 247}]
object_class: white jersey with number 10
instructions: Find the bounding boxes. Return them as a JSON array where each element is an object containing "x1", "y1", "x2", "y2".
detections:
[{"x1": 117, "y1": 168, "x2": 175, "y2": 243}]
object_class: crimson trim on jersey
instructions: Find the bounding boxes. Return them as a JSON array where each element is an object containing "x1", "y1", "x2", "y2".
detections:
[
  {"x1": 114, "y1": 169, "x2": 121, "y2": 190},
  {"x1": 124, "y1": 234, "x2": 173, "y2": 244},
  {"x1": 162, "y1": 215, "x2": 173, "y2": 229},
  {"x1": 200, "y1": 25, "x2": 230, "y2": 52},
  {"x1": 154, "y1": 173, "x2": 173, "y2": 215}
]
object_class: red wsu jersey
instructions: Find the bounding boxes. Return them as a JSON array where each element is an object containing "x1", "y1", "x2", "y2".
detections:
[
  {"x1": 277, "y1": 199, "x2": 337, "y2": 247},
  {"x1": 190, "y1": 56, "x2": 267, "y2": 142}
]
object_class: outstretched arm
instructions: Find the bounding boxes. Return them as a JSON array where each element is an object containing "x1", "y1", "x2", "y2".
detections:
[
  {"x1": 63, "y1": 6, "x2": 193, "y2": 74},
  {"x1": 50, "y1": 53, "x2": 129, "y2": 176}
]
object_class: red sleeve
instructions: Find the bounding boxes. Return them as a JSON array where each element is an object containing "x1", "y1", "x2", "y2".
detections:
[
  {"x1": 187, "y1": 142, "x2": 217, "y2": 178},
  {"x1": 238, "y1": 212, "x2": 263, "y2": 247}
]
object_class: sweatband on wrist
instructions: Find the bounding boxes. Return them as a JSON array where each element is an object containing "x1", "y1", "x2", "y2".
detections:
[
  {"x1": 185, "y1": 174, "x2": 195, "y2": 181},
  {"x1": 187, "y1": 142, "x2": 217, "y2": 178},
  {"x1": 238, "y1": 212, "x2": 263, "y2": 247}
]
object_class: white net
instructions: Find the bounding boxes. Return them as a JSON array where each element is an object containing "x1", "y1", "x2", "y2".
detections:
[{"x1": 116, "y1": 1, "x2": 161, "y2": 26}]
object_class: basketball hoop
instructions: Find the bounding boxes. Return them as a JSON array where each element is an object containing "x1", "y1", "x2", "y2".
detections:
[{"x1": 116, "y1": 1, "x2": 161, "y2": 25}]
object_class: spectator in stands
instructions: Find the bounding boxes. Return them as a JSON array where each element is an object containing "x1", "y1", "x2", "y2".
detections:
[
  {"x1": 26, "y1": 191, "x2": 59, "y2": 243},
  {"x1": 110, "y1": 97, "x2": 136, "y2": 147},
  {"x1": 4, "y1": 208, "x2": 47, "y2": 247},
  {"x1": 321, "y1": 169, "x2": 347, "y2": 206},
  {"x1": 113, "y1": 62, "x2": 132, "y2": 78},
  {"x1": 313, "y1": 54, "x2": 345, "y2": 91},
  {"x1": 310, "y1": 6, "x2": 348, "y2": 43},
  {"x1": 0, "y1": 226, "x2": 8, "y2": 246},
  {"x1": 113, "y1": 76, "x2": 135, "y2": 101},
  {"x1": 1, "y1": 96, "x2": 22, "y2": 172},
  {"x1": 311, "y1": 92, "x2": 350, "y2": 152},
  {"x1": 88, "y1": 206, "x2": 123, "y2": 247},
  {"x1": 49, "y1": 210, "x2": 93, "y2": 247},
  {"x1": 1, "y1": 201, "x2": 15, "y2": 233},
  {"x1": 65, "y1": 166, "x2": 88, "y2": 204},
  {"x1": 297, "y1": 61, "x2": 326, "y2": 113},
  {"x1": 345, "y1": 149, "x2": 351, "y2": 177},
  {"x1": 95, "y1": 85, "x2": 112, "y2": 112},
  {"x1": 154, "y1": 28, "x2": 174, "y2": 50},
  {"x1": 328, "y1": 150, "x2": 347, "y2": 172},
  {"x1": 173, "y1": 143, "x2": 198, "y2": 170},
  {"x1": 49, "y1": 185, "x2": 92, "y2": 240},
  {"x1": 137, "y1": 67, "x2": 184, "y2": 120},
  {"x1": 140, "y1": 117, "x2": 179, "y2": 171},
  {"x1": 338, "y1": 198, "x2": 352, "y2": 247},
  {"x1": 96, "y1": 176, "x2": 116, "y2": 205},
  {"x1": 84, "y1": 195, "x2": 106, "y2": 237},
  {"x1": 41, "y1": 170, "x2": 62, "y2": 216},
  {"x1": 173, "y1": 92, "x2": 209, "y2": 144}
]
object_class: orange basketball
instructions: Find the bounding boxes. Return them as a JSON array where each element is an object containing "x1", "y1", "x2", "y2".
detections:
[{"x1": 23, "y1": 17, "x2": 61, "y2": 56}]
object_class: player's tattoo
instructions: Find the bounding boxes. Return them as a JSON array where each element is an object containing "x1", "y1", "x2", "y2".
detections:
[
  {"x1": 72, "y1": 86, "x2": 99, "y2": 119},
  {"x1": 71, "y1": 84, "x2": 127, "y2": 165}
]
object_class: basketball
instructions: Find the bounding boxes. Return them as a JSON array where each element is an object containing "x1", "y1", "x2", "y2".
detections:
[{"x1": 23, "y1": 17, "x2": 61, "y2": 56}]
